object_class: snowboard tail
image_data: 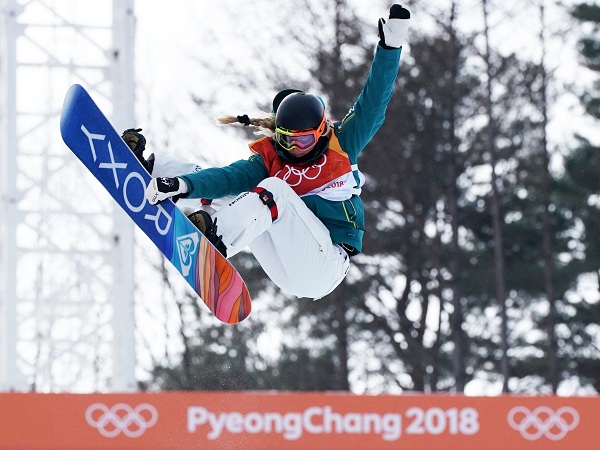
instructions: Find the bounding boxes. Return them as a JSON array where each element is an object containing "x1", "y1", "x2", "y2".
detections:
[{"x1": 60, "y1": 84, "x2": 251, "y2": 324}]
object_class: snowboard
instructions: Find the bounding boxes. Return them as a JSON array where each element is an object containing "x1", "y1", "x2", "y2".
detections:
[{"x1": 60, "y1": 84, "x2": 251, "y2": 324}]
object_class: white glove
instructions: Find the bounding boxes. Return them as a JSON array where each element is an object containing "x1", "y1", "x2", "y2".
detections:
[
  {"x1": 145, "y1": 177, "x2": 189, "y2": 205},
  {"x1": 378, "y1": 4, "x2": 411, "y2": 49}
]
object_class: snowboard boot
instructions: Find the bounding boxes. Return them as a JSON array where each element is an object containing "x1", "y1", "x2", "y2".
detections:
[
  {"x1": 187, "y1": 210, "x2": 228, "y2": 257},
  {"x1": 122, "y1": 128, "x2": 155, "y2": 173}
]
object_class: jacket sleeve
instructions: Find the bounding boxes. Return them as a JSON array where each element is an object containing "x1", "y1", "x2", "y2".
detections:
[
  {"x1": 335, "y1": 44, "x2": 402, "y2": 160},
  {"x1": 179, "y1": 154, "x2": 268, "y2": 199}
]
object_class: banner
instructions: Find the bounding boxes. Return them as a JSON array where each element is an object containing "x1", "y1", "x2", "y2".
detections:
[{"x1": 0, "y1": 392, "x2": 596, "y2": 449}]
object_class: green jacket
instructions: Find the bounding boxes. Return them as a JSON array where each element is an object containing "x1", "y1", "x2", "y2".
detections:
[{"x1": 180, "y1": 45, "x2": 402, "y2": 256}]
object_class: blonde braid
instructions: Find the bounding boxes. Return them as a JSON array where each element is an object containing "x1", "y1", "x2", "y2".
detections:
[{"x1": 217, "y1": 114, "x2": 276, "y2": 137}]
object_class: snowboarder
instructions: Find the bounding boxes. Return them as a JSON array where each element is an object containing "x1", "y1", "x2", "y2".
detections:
[{"x1": 128, "y1": 4, "x2": 411, "y2": 299}]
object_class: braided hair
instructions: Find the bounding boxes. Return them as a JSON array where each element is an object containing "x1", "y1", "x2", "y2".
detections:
[{"x1": 217, "y1": 114, "x2": 276, "y2": 137}]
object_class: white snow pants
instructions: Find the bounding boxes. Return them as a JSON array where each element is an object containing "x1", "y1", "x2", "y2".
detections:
[{"x1": 152, "y1": 153, "x2": 350, "y2": 299}]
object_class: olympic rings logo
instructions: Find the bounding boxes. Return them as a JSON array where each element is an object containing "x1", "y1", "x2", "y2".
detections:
[
  {"x1": 507, "y1": 406, "x2": 579, "y2": 441},
  {"x1": 85, "y1": 403, "x2": 158, "y2": 438},
  {"x1": 278, "y1": 155, "x2": 327, "y2": 187}
]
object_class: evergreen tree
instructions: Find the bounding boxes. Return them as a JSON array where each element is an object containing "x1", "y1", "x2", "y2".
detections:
[
  {"x1": 556, "y1": 0, "x2": 600, "y2": 391},
  {"x1": 572, "y1": 3, "x2": 600, "y2": 119}
]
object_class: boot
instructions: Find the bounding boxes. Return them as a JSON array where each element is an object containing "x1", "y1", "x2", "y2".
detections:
[
  {"x1": 122, "y1": 128, "x2": 154, "y2": 173},
  {"x1": 187, "y1": 210, "x2": 228, "y2": 257}
]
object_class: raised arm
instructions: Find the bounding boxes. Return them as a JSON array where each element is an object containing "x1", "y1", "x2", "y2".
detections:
[{"x1": 336, "y1": 5, "x2": 410, "y2": 160}]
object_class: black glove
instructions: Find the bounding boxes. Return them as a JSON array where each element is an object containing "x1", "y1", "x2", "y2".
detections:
[
  {"x1": 145, "y1": 177, "x2": 189, "y2": 204},
  {"x1": 378, "y1": 5, "x2": 411, "y2": 50},
  {"x1": 121, "y1": 128, "x2": 146, "y2": 158}
]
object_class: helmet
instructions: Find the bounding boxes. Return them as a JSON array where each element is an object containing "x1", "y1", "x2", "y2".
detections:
[
  {"x1": 275, "y1": 92, "x2": 325, "y2": 131},
  {"x1": 274, "y1": 92, "x2": 327, "y2": 155}
]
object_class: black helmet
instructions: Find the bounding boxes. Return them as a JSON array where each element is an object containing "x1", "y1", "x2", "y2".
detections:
[
  {"x1": 273, "y1": 92, "x2": 328, "y2": 163},
  {"x1": 275, "y1": 92, "x2": 326, "y2": 131}
]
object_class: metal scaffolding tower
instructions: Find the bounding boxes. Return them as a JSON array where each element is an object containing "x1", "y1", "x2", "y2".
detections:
[{"x1": 0, "y1": 0, "x2": 136, "y2": 392}]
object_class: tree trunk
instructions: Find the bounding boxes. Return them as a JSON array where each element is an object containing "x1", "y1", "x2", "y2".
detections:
[
  {"x1": 538, "y1": 1, "x2": 560, "y2": 393},
  {"x1": 482, "y1": 0, "x2": 510, "y2": 392},
  {"x1": 332, "y1": 289, "x2": 350, "y2": 390},
  {"x1": 447, "y1": 0, "x2": 466, "y2": 392}
]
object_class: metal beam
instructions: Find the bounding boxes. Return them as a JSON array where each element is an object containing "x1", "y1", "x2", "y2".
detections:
[{"x1": 0, "y1": 0, "x2": 136, "y2": 392}]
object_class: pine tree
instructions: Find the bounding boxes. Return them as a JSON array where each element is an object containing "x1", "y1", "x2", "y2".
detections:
[{"x1": 556, "y1": 0, "x2": 600, "y2": 391}]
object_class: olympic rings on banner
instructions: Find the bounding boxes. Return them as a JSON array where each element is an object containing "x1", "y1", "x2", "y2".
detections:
[
  {"x1": 85, "y1": 403, "x2": 158, "y2": 438},
  {"x1": 507, "y1": 406, "x2": 579, "y2": 441}
]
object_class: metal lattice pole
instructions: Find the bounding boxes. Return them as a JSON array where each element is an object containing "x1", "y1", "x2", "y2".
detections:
[{"x1": 0, "y1": 0, "x2": 136, "y2": 392}]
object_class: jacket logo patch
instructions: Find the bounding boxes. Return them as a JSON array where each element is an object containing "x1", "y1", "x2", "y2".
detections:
[{"x1": 277, "y1": 155, "x2": 327, "y2": 187}]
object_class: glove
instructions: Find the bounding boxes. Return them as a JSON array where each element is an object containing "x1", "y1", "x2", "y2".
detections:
[
  {"x1": 121, "y1": 128, "x2": 146, "y2": 158},
  {"x1": 378, "y1": 4, "x2": 411, "y2": 49},
  {"x1": 145, "y1": 177, "x2": 189, "y2": 205}
]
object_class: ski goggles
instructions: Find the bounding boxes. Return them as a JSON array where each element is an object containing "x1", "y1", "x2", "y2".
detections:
[{"x1": 274, "y1": 117, "x2": 327, "y2": 152}]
